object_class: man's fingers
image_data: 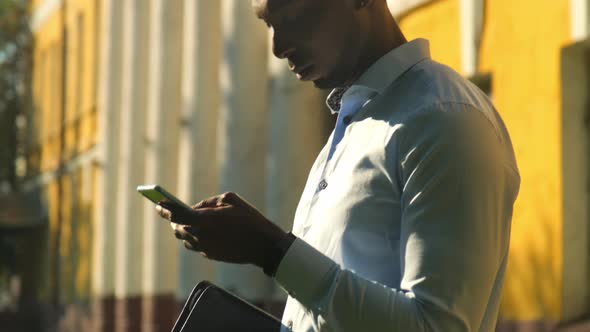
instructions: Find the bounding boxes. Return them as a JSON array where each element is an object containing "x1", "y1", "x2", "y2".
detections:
[
  {"x1": 173, "y1": 230, "x2": 183, "y2": 239},
  {"x1": 192, "y1": 192, "x2": 241, "y2": 209},
  {"x1": 183, "y1": 239, "x2": 202, "y2": 252},
  {"x1": 170, "y1": 223, "x2": 198, "y2": 240},
  {"x1": 157, "y1": 202, "x2": 196, "y2": 225},
  {"x1": 182, "y1": 226, "x2": 200, "y2": 242},
  {"x1": 159, "y1": 202, "x2": 233, "y2": 229},
  {"x1": 156, "y1": 204, "x2": 186, "y2": 223},
  {"x1": 192, "y1": 196, "x2": 223, "y2": 209},
  {"x1": 219, "y1": 192, "x2": 239, "y2": 204},
  {"x1": 156, "y1": 205, "x2": 172, "y2": 220},
  {"x1": 192, "y1": 205, "x2": 233, "y2": 219}
]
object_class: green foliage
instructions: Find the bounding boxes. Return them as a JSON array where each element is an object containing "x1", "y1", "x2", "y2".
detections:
[{"x1": 0, "y1": 0, "x2": 31, "y2": 192}]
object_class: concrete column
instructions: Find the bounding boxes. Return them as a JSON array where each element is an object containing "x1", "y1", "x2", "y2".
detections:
[
  {"x1": 114, "y1": 0, "x2": 150, "y2": 330},
  {"x1": 265, "y1": 41, "x2": 327, "y2": 300},
  {"x1": 571, "y1": 0, "x2": 590, "y2": 41},
  {"x1": 561, "y1": 41, "x2": 590, "y2": 322},
  {"x1": 142, "y1": 0, "x2": 184, "y2": 330},
  {"x1": 93, "y1": 0, "x2": 122, "y2": 330},
  {"x1": 216, "y1": 0, "x2": 272, "y2": 301},
  {"x1": 459, "y1": 0, "x2": 484, "y2": 76},
  {"x1": 176, "y1": 0, "x2": 222, "y2": 299},
  {"x1": 564, "y1": 0, "x2": 590, "y2": 324}
]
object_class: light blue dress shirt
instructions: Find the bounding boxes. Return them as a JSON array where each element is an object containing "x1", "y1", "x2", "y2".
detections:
[
  {"x1": 326, "y1": 87, "x2": 377, "y2": 162},
  {"x1": 275, "y1": 39, "x2": 521, "y2": 332}
]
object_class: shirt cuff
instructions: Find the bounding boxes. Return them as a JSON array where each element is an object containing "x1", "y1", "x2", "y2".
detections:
[{"x1": 274, "y1": 237, "x2": 339, "y2": 305}]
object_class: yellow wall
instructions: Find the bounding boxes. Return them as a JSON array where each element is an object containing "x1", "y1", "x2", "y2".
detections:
[
  {"x1": 398, "y1": 0, "x2": 572, "y2": 322},
  {"x1": 398, "y1": 0, "x2": 462, "y2": 73},
  {"x1": 32, "y1": 10, "x2": 63, "y2": 173},
  {"x1": 479, "y1": 0, "x2": 571, "y2": 321},
  {"x1": 30, "y1": 0, "x2": 99, "y2": 303},
  {"x1": 63, "y1": 0, "x2": 99, "y2": 158}
]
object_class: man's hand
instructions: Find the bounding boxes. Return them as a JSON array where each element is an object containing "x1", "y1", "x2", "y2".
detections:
[{"x1": 156, "y1": 192, "x2": 288, "y2": 268}]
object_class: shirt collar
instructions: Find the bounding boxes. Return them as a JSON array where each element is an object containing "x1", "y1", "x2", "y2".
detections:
[{"x1": 326, "y1": 38, "x2": 431, "y2": 113}]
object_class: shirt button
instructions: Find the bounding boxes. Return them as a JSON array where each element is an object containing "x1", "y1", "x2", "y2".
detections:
[
  {"x1": 287, "y1": 320, "x2": 293, "y2": 330},
  {"x1": 343, "y1": 115, "x2": 352, "y2": 125},
  {"x1": 318, "y1": 179, "x2": 328, "y2": 191}
]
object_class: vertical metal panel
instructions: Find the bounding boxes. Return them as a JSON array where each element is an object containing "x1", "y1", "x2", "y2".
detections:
[
  {"x1": 94, "y1": 0, "x2": 123, "y2": 297},
  {"x1": 114, "y1": 0, "x2": 150, "y2": 298},
  {"x1": 142, "y1": 0, "x2": 184, "y2": 295},
  {"x1": 216, "y1": 0, "x2": 272, "y2": 301},
  {"x1": 176, "y1": 0, "x2": 222, "y2": 299}
]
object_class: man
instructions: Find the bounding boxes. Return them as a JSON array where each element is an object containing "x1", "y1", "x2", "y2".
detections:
[{"x1": 157, "y1": 0, "x2": 521, "y2": 331}]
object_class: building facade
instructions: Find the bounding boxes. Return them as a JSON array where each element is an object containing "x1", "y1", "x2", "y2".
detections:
[{"x1": 22, "y1": 0, "x2": 590, "y2": 331}]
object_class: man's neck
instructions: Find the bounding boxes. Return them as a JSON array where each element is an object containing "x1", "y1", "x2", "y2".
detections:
[{"x1": 345, "y1": 15, "x2": 407, "y2": 87}]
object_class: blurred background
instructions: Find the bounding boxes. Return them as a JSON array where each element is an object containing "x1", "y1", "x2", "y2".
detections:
[{"x1": 0, "y1": 0, "x2": 588, "y2": 331}]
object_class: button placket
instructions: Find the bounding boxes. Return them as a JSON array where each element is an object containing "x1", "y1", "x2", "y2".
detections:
[
  {"x1": 300, "y1": 145, "x2": 332, "y2": 234},
  {"x1": 323, "y1": 122, "x2": 354, "y2": 178}
]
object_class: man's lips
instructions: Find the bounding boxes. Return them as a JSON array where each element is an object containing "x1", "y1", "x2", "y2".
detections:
[{"x1": 290, "y1": 64, "x2": 314, "y2": 80}]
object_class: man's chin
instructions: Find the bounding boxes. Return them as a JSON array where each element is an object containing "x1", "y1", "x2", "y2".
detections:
[
  {"x1": 312, "y1": 73, "x2": 350, "y2": 90},
  {"x1": 312, "y1": 77, "x2": 341, "y2": 90}
]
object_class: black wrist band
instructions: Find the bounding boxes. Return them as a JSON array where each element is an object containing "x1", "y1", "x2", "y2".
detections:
[{"x1": 263, "y1": 232, "x2": 297, "y2": 278}]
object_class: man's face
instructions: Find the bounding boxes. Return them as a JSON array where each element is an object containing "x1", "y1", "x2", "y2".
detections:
[{"x1": 253, "y1": 0, "x2": 365, "y2": 89}]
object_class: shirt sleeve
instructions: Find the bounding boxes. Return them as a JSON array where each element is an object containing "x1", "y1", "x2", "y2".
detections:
[{"x1": 274, "y1": 104, "x2": 520, "y2": 331}]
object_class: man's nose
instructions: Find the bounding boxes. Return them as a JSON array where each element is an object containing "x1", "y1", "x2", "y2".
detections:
[{"x1": 272, "y1": 32, "x2": 295, "y2": 59}]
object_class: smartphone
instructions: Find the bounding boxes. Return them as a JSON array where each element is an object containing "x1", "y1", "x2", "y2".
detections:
[{"x1": 137, "y1": 184, "x2": 193, "y2": 211}]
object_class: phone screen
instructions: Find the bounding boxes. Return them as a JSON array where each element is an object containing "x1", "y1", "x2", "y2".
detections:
[{"x1": 137, "y1": 184, "x2": 192, "y2": 210}]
